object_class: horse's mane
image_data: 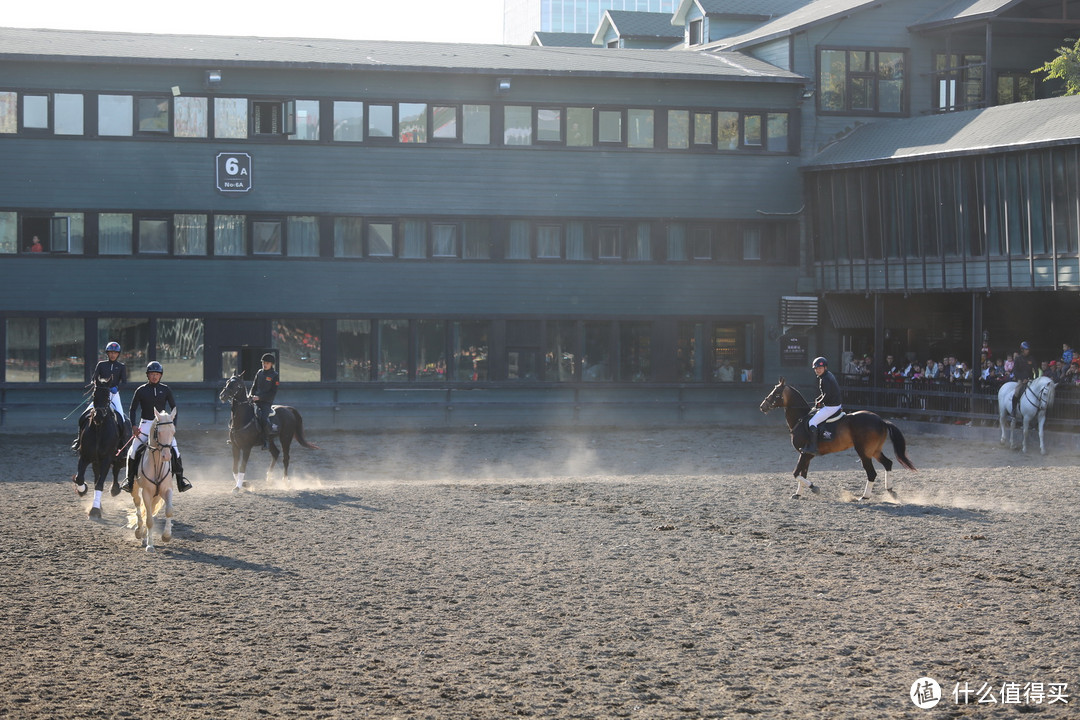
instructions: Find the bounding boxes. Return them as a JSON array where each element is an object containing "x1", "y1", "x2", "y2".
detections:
[{"x1": 783, "y1": 383, "x2": 810, "y2": 409}]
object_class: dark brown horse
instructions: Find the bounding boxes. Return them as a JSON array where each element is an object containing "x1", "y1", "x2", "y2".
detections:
[
  {"x1": 759, "y1": 377, "x2": 916, "y2": 499},
  {"x1": 219, "y1": 374, "x2": 319, "y2": 492}
]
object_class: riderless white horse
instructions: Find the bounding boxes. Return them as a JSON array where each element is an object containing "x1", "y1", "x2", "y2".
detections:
[
  {"x1": 998, "y1": 376, "x2": 1056, "y2": 455},
  {"x1": 131, "y1": 408, "x2": 177, "y2": 551}
]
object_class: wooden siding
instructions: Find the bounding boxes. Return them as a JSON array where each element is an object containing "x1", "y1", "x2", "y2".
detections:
[
  {"x1": 0, "y1": 256, "x2": 800, "y2": 318},
  {"x1": 1, "y1": 139, "x2": 804, "y2": 219}
]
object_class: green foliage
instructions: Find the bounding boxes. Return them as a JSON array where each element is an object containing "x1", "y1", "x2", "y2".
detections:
[{"x1": 1034, "y1": 38, "x2": 1080, "y2": 96}]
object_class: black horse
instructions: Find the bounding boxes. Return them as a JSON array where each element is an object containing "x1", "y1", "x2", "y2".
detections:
[
  {"x1": 72, "y1": 379, "x2": 126, "y2": 513},
  {"x1": 219, "y1": 374, "x2": 319, "y2": 491}
]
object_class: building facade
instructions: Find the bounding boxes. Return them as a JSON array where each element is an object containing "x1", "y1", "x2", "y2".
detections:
[{"x1": 504, "y1": 0, "x2": 677, "y2": 44}]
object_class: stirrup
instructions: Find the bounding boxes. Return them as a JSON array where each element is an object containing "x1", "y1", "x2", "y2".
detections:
[
  {"x1": 119, "y1": 477, "x2": 133, "y2": 492},
  {"x1": 176, "y1": 476, "x2": 192, "y2": 492}
]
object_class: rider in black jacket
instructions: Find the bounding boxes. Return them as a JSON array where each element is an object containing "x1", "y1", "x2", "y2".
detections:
[
  {"x1": 119, "y1": 361, "x2": 191, "y2": 493},
  {"x1": 1012, "y1": 341, "x2": 1036, "y2": 416},
  {"x1": 72, "y1": 341, "x2": 128, "y2": 452},
  {"x1": 251, "y1": 353, "x2": 279, "y2": 449},
  {"x1": 804, "y1": 356, "x2": 843, "y2": 456}
]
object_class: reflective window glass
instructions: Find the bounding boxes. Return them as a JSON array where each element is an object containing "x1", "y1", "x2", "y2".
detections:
[
  {"x1": 138, "y1": 219, "x2": 169, "y2": 253},
  {"x1": 537, "y1": 107, "x2": 561, "y2": 142},
  {"x1": 463, "y1": 220, "x2": 491, "y2": 259},
  {"x1": 368, "y1": 104, "x2": 394, "y2": 138},
  {"x1": 54, "y1": 93, "x2": 84, "y2": 135},
  {"x1": 336, "y1": 319, "x2": 372, "y2": 381},
  {"x1": 452, "y1": 321, "x2": 489, "y2": 381},
  {"x1": 368, "y1": 222, "x2": 394, "y2": 256},
  {"x1": 537, "y1": 224, "x2": 561, "y2": 258},
  {"x1": 99, "y1": 213, "x2": 133, "y2": 255},
  {"x1": 717, "y1": 111, "x2": 738, "y2": 150},
  {"x1": 174, "y1": 96, "x2": 207, "y2": 138},
  {"x1": 291, "y1": 100, "x2": 320, "y2": 141},
  {"x1": 667, "y1": 109, "x2": 689, "y2": 149},
  {"x1": 598, "y1": 110, "x2": 622, "y2": 143},
  {"x1": 504, "y1": 105, "x2": 532, "y2": 145},
  {"x1": 0, "y1": 92, "x2": 16, "y2": 133},
  {"x1": 627, "y1": 109, "x2": 653, "y2": 148},
  {"x1": 432, "y1": 223, "x2": 459, "y2": 257},
  {"x1": 214, "y1": 97, "x2": 248, "y2": 138},
  {"x1": 273, "y1": 319, "x2": 321, "y2": 382},
  {"x1": 583, "y1": 322, "x2": 613, "y2": 381},
  {"x1": 743, "y1": 114, "x2": 762, "y2": 147},
  {"x1": 545, "y1": 321, "x2": 577, "y2": 382},
  {"x1": 567, "y1": 107, "x2": 593, "y2": 147},
  {"x1": 377, "y1": 319, "x2": 409, "y2": 381},
  {"x1": 416, "y1": 320, "x2": 446, "y2": 381},
  {"x1": 158, "y1": 318, "x2": 204, "y2": 382},
  {"x1": 334, "y1": 217, "x2": 364, "y2": 257},
  {"x1": 399, "y1": 103, "x2": 427, "y2": 143},
  {"x1": 46, "y1": 318, "x2": 83, "y2": 382},
  {"x1": 333, "y1": 101, "x2": 365, "y2": 142},
  {"x1": 767, "y1": 113, "x2": 788, "y2": 153},
  {"x1": 98, "y1": 318, "x2": 149, "y2": 370},
  {"x1": 98, "y1": 95, "x2": 133, "y2": 136},
  {"x1": 253, "y1": 220, "x2": 282, "y2": 255},
  {"x1": 692, "y1": 111, "x2": 712, "y2": 146},
  {"x1": 0, "y1": 211, "x2": 17, "y2": 253},
  {"x1": 5, "y1": 318, "x2": 39, "y2": 382},
  {"x1": 137, "y1": 96, "x2": 169, "y2": 133},
  {"x1": 463, "y1": 104, "x2": 490, "y2": 144},
  {"x1": 432, "y1": 105, "x2": 458, "y2": 140},
  {"x1": 23, "y1": 94, "x2": 49, "y2": 129},
  {"x1": 175, "y1": 214, "x2": 208, "y2": 256},
  {"x1": 287, "y1": 216, "x2": 320, "y2": 257},
  {"x1": 620, "y1": 322, "x2": 651, "y2": 381},
  {"x1": 213, "y1": 214, "x2": 246, "y2": 256}
]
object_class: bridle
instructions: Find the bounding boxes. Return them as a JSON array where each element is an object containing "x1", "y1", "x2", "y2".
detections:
[
  {"x1": 140, "y1": 417, "x2": 175, "y2": 490},
  {"x1": 1022, "y1": 379, "x2": 1054, "y2": 413}
]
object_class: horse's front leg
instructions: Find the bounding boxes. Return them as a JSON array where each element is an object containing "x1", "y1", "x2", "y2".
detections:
[
  {"x1": 73, "y1": 457, "x2": 90, "y2": 496},
  {"x1": 1021, "y1": 414, "x2": 1031, "y2": 454},
  {"x1": 1037, "y1": 412, "x2": 1048, "y2": 455},
  {"x1": 791, "y1": 454, "x2": 818, "y2": 499},
  {"x1": 232, "y1": 445, "x2": 246, "y2": 493},
  {"x1": 133, "y1": 487, "x2": 149, "y2": 542},
  {"x1": 161, "y1": 488, "x2": 174, "y2": 543}
]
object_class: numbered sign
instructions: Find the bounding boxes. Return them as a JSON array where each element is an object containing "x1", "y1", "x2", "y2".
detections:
[{"x1": 216, "y1": 152, "x2": 252, "y2": 193}]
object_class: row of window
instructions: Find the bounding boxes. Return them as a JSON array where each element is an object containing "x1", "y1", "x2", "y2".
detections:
[
  {"x1": 0, "y1": 90, "x2": 795, "y2": 153},
  {"x1": 817, "y1": 47, "x2": 1037, "y2": 117},
  {"x1": 810, "y1": 145, "x2": 1080, "y2": 261},
  {"x1": 1, "y1": 211, "x2": 798, "y2": 264},
  {"x1": 2, "y1": 316, "x2": 758, "y2": 385}
]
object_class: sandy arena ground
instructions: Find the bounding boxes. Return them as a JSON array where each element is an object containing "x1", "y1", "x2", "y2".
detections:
[{"x1": 0, "y1": 421, "x2": 1077, "y2": 719}]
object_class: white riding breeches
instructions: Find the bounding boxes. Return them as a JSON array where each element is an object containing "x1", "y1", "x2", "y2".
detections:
[
  {"x1": 128, "y1": 418, "x2": 180, "y2": 460},
  {"x1": 809, "y1": 405, "x2": 842, "y2": 428}
]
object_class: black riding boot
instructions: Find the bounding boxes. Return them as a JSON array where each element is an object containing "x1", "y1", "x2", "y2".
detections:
[
  {"x1": 173, "y1": 454, "x2": 192, "y2": 493},
  {"x1": 120, "y1": 457, "x2": 137, "y2": 493},
  {"x1": 259, "y1": 421, "x2": 268, "y2": 450},
  {"x1": 803, "y1": 425, "x2": 820, "y2": 456}
]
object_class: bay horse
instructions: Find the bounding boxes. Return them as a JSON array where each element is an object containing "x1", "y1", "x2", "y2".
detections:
[
  {"x1": 131, "y1": 407, "x2": 177, "y2": 551},
  {"x1": 998, "y1": 376, "x2": 1056, "y2": 454},
  {"x1": 72, "y1": 379, "x2": 124, "y2": 516},
  {"x1": 218, "y1": 374, "x2": 319, "y2": 492},
  {"x1": 759, "y1": 377, "x2": 917, "y2": 499}
]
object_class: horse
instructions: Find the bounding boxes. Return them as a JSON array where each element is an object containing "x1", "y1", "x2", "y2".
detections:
[
  {"x1": 72, "y1": 379, "x2": 124, "y2": 515},
  {"x1": 998, "y1": 376, "x2": 1056, "y2": 454},
  {"x1": 759, "y1": 377, "x2": 917, "y2": 500},
  {"x1": 218, "y1": 374, "x2": 319, "y2": 492},
  {"x1": 131, "y1": 407, "x2": 177, "y2": 551}
]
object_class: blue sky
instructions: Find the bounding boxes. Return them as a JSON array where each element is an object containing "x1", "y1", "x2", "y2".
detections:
[{"x1": 3, "y1": 0, "x2": 506, "y2": 43}]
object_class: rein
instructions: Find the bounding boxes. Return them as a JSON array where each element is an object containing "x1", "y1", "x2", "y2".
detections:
[{"x1": 1023, "y1": 381, "x2": 1052, "y2": 412}]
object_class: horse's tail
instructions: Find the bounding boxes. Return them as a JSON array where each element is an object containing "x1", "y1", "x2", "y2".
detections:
[
  {"x1": 885, "y1": 421, "x2": 917, "y2": 471},
  {"x1": 291, "y1": 408, "x2": 320, "y2": 450}
]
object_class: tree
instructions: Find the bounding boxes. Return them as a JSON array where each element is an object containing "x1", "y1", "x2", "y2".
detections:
[{"x1": 1034, "y1": 38, "x2": 1080, "y2": 95}]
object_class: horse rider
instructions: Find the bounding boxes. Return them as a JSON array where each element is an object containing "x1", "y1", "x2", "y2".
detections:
[
  {"x1": 803, "y1": 356, "x2": 843, "y2": 456},
  {"x1": 1012, "y1": 341, "x2": 1036, "y2": 417},
  {"x1": 251, "y1": 353, "x2": 279, "y2": 449},
  {"x1": 119, "y1": 361, "x2": 191, "y2": 493},
  {"x1": 71, "y1": 341, "x2": 127, "y2": 453}
]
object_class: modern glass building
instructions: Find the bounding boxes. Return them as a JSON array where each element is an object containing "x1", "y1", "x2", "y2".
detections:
[{"x1": 504, "y1": 0, "x2": 677, "y2": 44}]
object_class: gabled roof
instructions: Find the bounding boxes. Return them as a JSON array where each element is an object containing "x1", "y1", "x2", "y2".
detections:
[
  {"x1": 0, "y1": 27, "x2": 804, "y2": 84},
  {"x1": 709, "y1": 0, "x2": 890, "y2": 51},
  {"x1": 673, "y1": 0, "x2": 815, "y2": 26},
  {"x1": 804, "y1": 95, "x2": 1080, "y2": 169},
  {"x1": 593, "y1": 11, "x2": 683, "y2": 45},
  {"x1": 531, "y1": 32, "x2": 596, "y2": 47},
  {"x1": 909, "y1": 0, "x2": 1080, "y2": 32}
]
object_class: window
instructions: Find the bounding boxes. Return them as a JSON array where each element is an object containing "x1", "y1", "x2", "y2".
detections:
[
  {"x1": 667, "y1": 223, "x2": 687, "y2": 261},
  {"x1": 934, "y1": 53, "x2": 984, "y2": 112},
  {"x1": 598, "y1": 225, "x2": 622, "y2": 259},
  {"x1": 46, "y1": 318, "x2": 83, "y2": 382},
  {"x1": 173, "y1": 97, "x2": 207, "y2": 138},
  {"x1": 368, "y1": 104, "x2": 394, "y2": 139},
  {"x1": 399, "y1": 103, "x2": 427, "y2": 143},
  {"x1": 98, "y1": 95, "x2": 133, "y2": 136},
  {"x1": 452, "y1": 321, "x2": 489, "y2": 381},
  {"x1": 401, "y1": 219, "x2": 426, "y2": 258},
  {"x1": 336, "y1": 319, "x2": 372, "y2": 381},
  {"x1": 545, "y1": 321, "x2": 577, "y2": 381},
  {"x1": 138, "y1": 219, "x2": 169, "y2": 253},
  {"x1": 537, "y1": 107, "x2": 562, "y2": 143},
  {"x1": 628, "y1": 223, "x2": 651, "y2": 261},
  {"x1": 99, "y1": 213, "x2": 133, "y2": 254},
  {"x1": 367, "y1": 222, "x2": 395, "y2": 257},
  {"x1": 743, "y1": 114, "x2": 762, "y2": 147},
  {"x1": 620, "y1": 322, "x2": 651, "y2": 381},
  {"x1": 566, "y1": 222, "x2": 590, "y2": 260},
  {"x1": 253, "y1": 100, "x2": 296, "y2": 136},
  {"x1": 463, "y1": 220, "x2": 492, "y2": 259},
  {"x1": 716, "y1": 111, "x2": 738, "y2": 149},
  {"x1": 692, "y1": 111, "x2": 712, "y2": 147},
  {"x1": 334, "y1": 216, "x2": 364, "y2": 257},
  {"x1": 287, "y1": 216, "x2": 320, "y2": 257},
  {"x1": 214, "y1": 98, "x2": 247, "y2": 138},
  {"x1": 291, "y1": 100, "x2": 320, "y2": 141},
  {"x1": 432, "y1": 105, "x2": 459, "y2": 141},
  {"x1": 677, "y1": 321, "x2": 703, "y2": 381},
  {"x1": 416, "y1": 320, "x2": 446, "y2": 381},
  {"x1": 819, "y1": 48, "x2": 906, "y2": 115},
  {"x1": 98, "y1": 318, "x2": 149, "y2": 370},
  {"x1": 253, "y1": 220, "x2": 282, "y2": 255},
  {"x1": 583, "y1": 322, "x2": 613, "y2": 381},
  {"x1": 0, "y1": 211, "x2": 17, "y2": 253},
  {"x1": 598, "y1": 109, "x2": 623, "y2": 144},
  {"x1": 689, "y1": 19, "x2": 703, "y2": 46},
  {"x1": 508, "y1": 220, "x2": 530, "y2": 259},
  {"x1": 0, "y1": 92, "x2": 16, "y2": 133},
  {"x1": 158, "y1": 318, "x2": 204, "y2": 382},
  {"x1": 667, "y1": 110, "x2": 689, "y2": 149},
  {"x1": 54, "y1": 93, "x2": 84, "y2": 135},
  {"x1": 767, "y1": 113, "x2": 789, "y2": 153},
  {"x1": 504, "y1": 105, "x2": 532, "y2": 145},
  {"x1": 690, "y1": 225, "x2": 713, "y2": 260},
  {"x1": 213, "y1": 214, "x2": 246, "y2": 256},
  {"x1": 431, "y1": 222, "x2": 460, "y2": 257},
  {"x1": 537, "y1": 224, "x2": 562, "y2": 258},
  {"x1": 743, "y1": 227, "x2": 762, "y2": 260},
  {"x1": 6, "y1": 318, "x2": 39, "y2": 382},
  {"x1": 23, "y1": 94, "x2": 49, "y2": 130},
  {"x1": 333, "y1": 101, "x2": 365, "y2": 142},
  {"x1": 137, "y1": 96, "x2": 170, "y2": 133},
  {"x1": 377, "y1": 319, "x2": 409, "y2": 381},
  {"x1": 567, "y1": 107, "x2": 594, "y2": 146},
  {"x1": 627, "y1": 109, "x2": 653, "y2": 148},
  {"x1": 997, "y1": 72, "x2": 1035, "y2": 106},
  {"x1": 273, "y1": 319, "x2": 321, "y2": 382},
  {"x1": 463, "y1": 104, "x2": 490, "y2": 144},
  {"x1": 175, "y1": 214, "x2": 207, "y2": 256}
]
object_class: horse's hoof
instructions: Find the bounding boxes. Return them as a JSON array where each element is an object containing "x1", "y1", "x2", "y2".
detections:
[
  {"x1": 88, "y1": 506, "x2": 102, "y2": 519},
  {"x1": 109, "y1": 480, "x2": 121, "y2": 497},
  {"x1": 75, "y1": 483, "x2": 88, "y2": 497},
  {"x1": 809, "y1": 484, "x2": 820, "y2": 495},
  {"x1": 791, "y1": 493, "x2": 803, "y2": 499}
]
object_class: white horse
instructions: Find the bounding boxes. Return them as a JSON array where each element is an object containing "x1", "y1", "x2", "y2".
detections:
[
  {"x1": 131, "y1": 408, "x2": 177, "y2": 551},
  {"x1": 998, "y1": 376, "x2": 1056, "y2": 455}
]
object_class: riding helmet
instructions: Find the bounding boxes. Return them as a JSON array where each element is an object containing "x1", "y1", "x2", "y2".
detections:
[
  {"x1": 1021, "y1": 341, "x2": 1030, "y2": 350},
  {"x1": 146, "y1": 361, "x2": 164, "y2": 375},
  {"x1": 261, "y1": 353, "x2": 275, "y2": 363},
  {"x1": 812, "y1": 356, "x2": 828, "y2": 369},
  {"x1": 105, "y1": 341, "x2": 121, "y2": 353}
]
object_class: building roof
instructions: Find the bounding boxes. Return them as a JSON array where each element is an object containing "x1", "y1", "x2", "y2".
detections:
[
  {"x1": 710, "y1": 0, "x2": 890, "y2": 51},
  {"x1": 804, "y1": 95, "x2": 1080, "y2": 170},
  {"x1": 908, "y1": 0, "x2": 1080, "y2": 32},
  {"x1": 0, "y1": 26, "x2": 803, "y2": 84},
  {"x1": 530, "y1": 32, "x2": 596, "y2": 47},
  {"x1": 909, "y1": 0, "x2": 1020, "y2": 31},
  {"x1": 673, "y1": 0, "x2": 812, "y2": 25},
  {"x1": 596, "y1": 11, "x2": 683, "y2": 42}
]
